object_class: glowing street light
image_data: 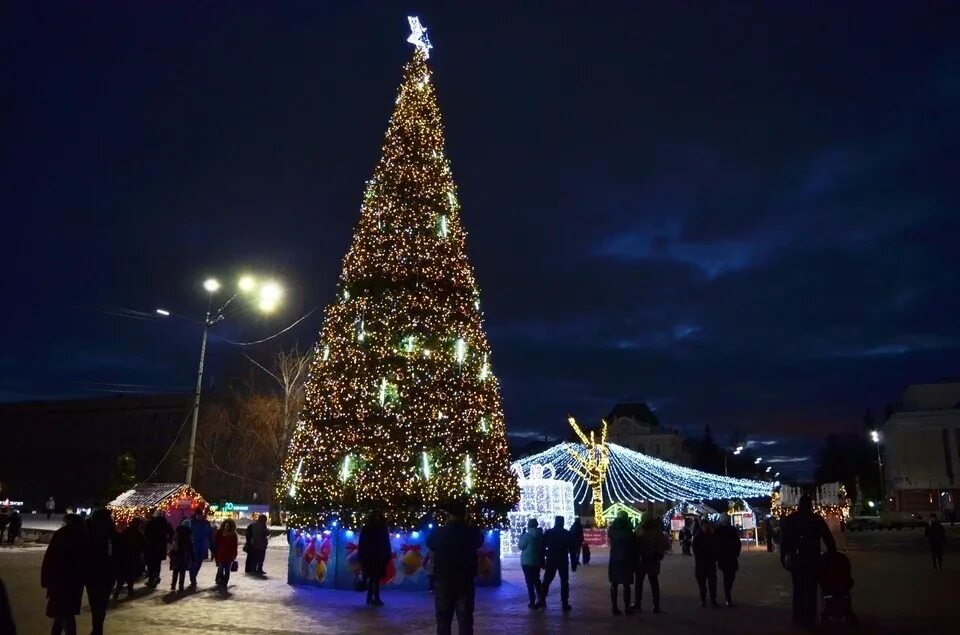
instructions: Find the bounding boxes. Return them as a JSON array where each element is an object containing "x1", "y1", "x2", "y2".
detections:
[
  {"x1": 870, "y1": 429, "x2": 884, "y2": 501},
  {"x1": 755, "y1": 457, "x2": 762, "y2": 464},
  {"x1": 155, "y1": 309, "x2": 170, "y2": 316},
  {"x1": 733, "y1": 446, "x2": 744, "y2": 455},
  {"x1": 870, "y1": 430, "x2": 880, "y2": 444},
  {"x1": 182, "y1": 273, "x2": 284, "y2": 485}
]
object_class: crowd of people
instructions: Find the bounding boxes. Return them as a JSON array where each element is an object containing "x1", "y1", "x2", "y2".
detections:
[{"x1": 35, "y1": 508, "x2": 267, "y2": 634}]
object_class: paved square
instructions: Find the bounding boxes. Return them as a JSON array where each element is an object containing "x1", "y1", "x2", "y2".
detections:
[{"x1": 2, "y1": 530, "x2": 957, "y2": 633}]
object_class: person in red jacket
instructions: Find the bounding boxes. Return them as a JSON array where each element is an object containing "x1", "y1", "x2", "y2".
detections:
[{"x1": 214, "y1": 519, "x2": 239, "y2": 588}]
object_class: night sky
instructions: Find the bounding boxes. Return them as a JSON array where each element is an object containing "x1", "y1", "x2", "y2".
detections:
[{"x1": 3, "y1": 3, "x2": 958, "y2": 477}]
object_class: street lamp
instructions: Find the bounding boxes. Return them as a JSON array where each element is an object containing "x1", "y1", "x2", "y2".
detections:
[
  {"x1": 871, "y1": 429, "x2": 884, "y2": 502},
  {"x1": 724, "y1": 445, "x2": 746, "y2": 476},
  {"x1": 158, "y1": 274, "x2": 283, "y2": 486}
]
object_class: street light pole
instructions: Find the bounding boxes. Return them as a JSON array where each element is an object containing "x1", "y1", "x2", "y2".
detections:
[
  {"x1": 871, "y1": 430, "x2": 884, "y2": 502},
  {"x1": 185, "y1": 311, "x2": 211, "y2": 486}
]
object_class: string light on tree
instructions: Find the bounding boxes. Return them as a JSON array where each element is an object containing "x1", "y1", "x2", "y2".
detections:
[
  {"x1": 278, "y1": 16, "x2": 518, "y2": 531},
  {"x1": 566, "y1": 416, "x2": 611, "y2": 527}
]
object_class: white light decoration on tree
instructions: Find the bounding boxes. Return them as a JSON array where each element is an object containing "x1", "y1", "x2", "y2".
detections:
[
  {"x1": 454, "y1": 337, "x2": 467, "y2": 364},
  {"x1": 502, "y1": 462, "x2": 576, "y2": 556},
  {"x1": 289, "y1": 458, "x2": 304, "y2": 497},
  {"x1": 512, "y1": 442, "x2": 771, "y2": 512},
  {"x1": 407, "y1": 16, "x2": 433, "y2": 58}
]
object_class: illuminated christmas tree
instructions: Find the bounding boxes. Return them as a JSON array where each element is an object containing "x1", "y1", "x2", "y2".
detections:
[{"x1": 282, "y1": 18, "x2": 518, "y2": 531}]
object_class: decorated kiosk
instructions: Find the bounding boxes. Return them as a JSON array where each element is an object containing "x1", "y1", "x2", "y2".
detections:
[
  {"x1": 279, "y1": 17, "x2": 518, "y2": 591},
  {"x1": 107, "y1": 483, "x2": 207, "y2": 529}
]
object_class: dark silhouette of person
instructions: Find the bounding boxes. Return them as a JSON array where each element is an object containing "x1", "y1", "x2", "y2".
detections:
[
  {"x1": 714, "y1": 515, "x2": 742, "y2": 607},
  {"x1": 5, "y1": 511, "x2": 21, "y2": 545},
  {"x1": 189, "y1": 511, "x2": 213, "y2": 586},
  {"x1": 633, "y1": 517, "x2": 668, "y2": 612},
  {"x1": 358, "y1": 510, "x2": 391, "y2": 606},
  {"x1": 0, "y1": 508, "x2": 8, "y2": 544},
  {"x1": 764, "y1": 516, "x2": 775, "y2": 552},
  {"x1": 679, "y1": 518, "x2": 693, "y2": 555},
  {"x1": 692, "y1": 519, "x2": 719, "y2": 607},
  {"x1": 569, "y1": 518, "x2": 585, "y2": 565},
  {"x1": 0, "y1": 578, "x2": 15, "y2": 635},
  {"x1": 541, "y1": 515, "x2": 575, "y2": 611},
  {"x1": 427, "y1": 503, "x2": 483, "y2": 635},
  {"x1": 113, "y1": 517, "x2": 146, "y2": 599},
  {"x1": 780, "y1": 494, "x2": 837, "y2": 628},
  {"x1": 85, "y1": 509, "x2": 117, "y2": 635},
  {"x1": 517, "y1": 518, "x2": 544, "y2": 608},
  {"x1": 924, "y1": 514, "x2": 945, "y2": 570},
  {"x1": 169, "y1": 520, "x2": 194, "y2": 592},
  {"x1": 247, "y1": 515, "x2": 270, "y2": 575},
  {"x1": 143, "y1": 511, "x2": 172, "y2": 588},
  {"x1": 606, "y1": 510, "x2": 636, "y2": 615},
  {"x1": 41, "y1": 514, "x2": 86, "y2": 635}
]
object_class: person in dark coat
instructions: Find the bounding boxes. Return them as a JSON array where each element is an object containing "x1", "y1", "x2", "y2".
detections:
[
  {"x1": 0, "y1": 578, "x2": 15, "y2": 635},
  {"x1": 41, "y1": 514, "x2": 87, "y2": 635},
  {"x1": 358, "y1": 510, "x2": 391, "y2": 606},
  {"x1": 113, "y1": 517, "x2": 146, "y2": 599},
  {"x1": 714, "y1": 515, "x2": 742, "y2": 607},
  {"x1": 189, "y1": 511, "x2": 213, "y2": 587},
  {"x1": 569, "y1": 518, "x2": 585, "y2": 565},
  {"x1": 247, "y1": 515, "x2": 270, "y2": 576},
  {"x1": 633, "y1": 517, "x2": 668, "y2": 612},
  {"x1": 427, "y1": 503, "x2": 483, "y2": 635},
  {"x1": 143, "y1": 511, "x2": 171, "y2": 588},
  {"x1": 692, "y1": 519, "x2": 719, "y2": 607},
  {"x1": 0, "y1": 509, "x2": 8, "y2": 544},
  {"x1": 169, "y1": 520, "x2": 194, "y2": 592},
  {"x1": 540, "y1": 515, "x2": 575, "y2": 611},
  {"x1": 679, "y1": 518, "x2": 693, "y2": 555},
  {"x1": 243, "y1": 522, "x2": 256, "y2": 573},
  {"x1": 764, "y1": 516, "x2": 775, "y2": 552},
  {"x1": 780, "y1": 494, "x2": 837, "y2": 628},
  {"x1": 85, "y1": 509, "x2": 117, "y2": 635},
  {"x1": 5, "y1": 511, "x2": 21, "y2": 545},
  {"x1": 924, "y1": 514, "x2": 945, "y2": 570},
  {"x1": 606, "y1": 511, "x2": 636, "y2": 615}
]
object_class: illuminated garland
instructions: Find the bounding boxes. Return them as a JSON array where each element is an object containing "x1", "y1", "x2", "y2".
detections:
[
  {"x1": 770, "y1": 485, "x2": 851, "y2": 520},
  {"x1": 513, "y1": 442, "x2": 771, "y2": 507},
  {"x1": 107, "y1": 484, "x2": 206, "y2": 529},
  {"x1": 279, "y1": 20, "x2": 518, "y2": 531}
]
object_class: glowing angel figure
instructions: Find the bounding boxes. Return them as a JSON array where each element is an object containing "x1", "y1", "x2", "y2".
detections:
[
  {"x1": 407, "y1": 16, "x2": 433, "y2": 58},
  {"x1": 565, "y1": 416, "x2": 610, "y2": 527}
]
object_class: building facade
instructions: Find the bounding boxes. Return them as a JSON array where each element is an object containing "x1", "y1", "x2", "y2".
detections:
[
  {"x1": 604, "y1": 402, "x2": 692, "y2": 466},
  {"x1": 884, "y1": 382, "x2": 960, "y2": 516}
]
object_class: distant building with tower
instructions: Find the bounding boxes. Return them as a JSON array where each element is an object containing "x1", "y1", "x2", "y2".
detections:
[
  {"x1": 884, "y1": 381, "x2": 960, "y2": 517},
  {"x1": 603, "y1": 402, "x2": 693, "y2": 466}
]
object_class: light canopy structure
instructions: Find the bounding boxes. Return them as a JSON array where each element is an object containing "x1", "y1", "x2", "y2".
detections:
[{"x1": 513, "y1": 442, "x2": 771, "y2": 507}]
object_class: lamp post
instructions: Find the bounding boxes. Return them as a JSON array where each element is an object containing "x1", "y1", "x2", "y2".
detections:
[
  {"x1": 160, "y1": 275, "x2": 283, "y2": 486},
  {"x1": 871, "y1": 429, "x2": 884, "y2": 502}
]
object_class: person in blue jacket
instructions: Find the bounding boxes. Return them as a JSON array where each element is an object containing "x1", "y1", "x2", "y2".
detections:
[{"x1": 189, "y1": 511, "x2": 213, "y2": 588}]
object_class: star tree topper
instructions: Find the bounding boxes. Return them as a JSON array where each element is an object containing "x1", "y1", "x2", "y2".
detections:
[{"x1": 407, "y1": 16, "x2": 433, "y2": 58}]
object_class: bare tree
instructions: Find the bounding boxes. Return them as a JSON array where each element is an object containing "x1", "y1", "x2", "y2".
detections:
[{"x1": 194, "y1": 347, "x2": 311, "y2": 504}]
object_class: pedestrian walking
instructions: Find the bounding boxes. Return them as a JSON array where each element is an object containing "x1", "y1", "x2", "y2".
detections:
[
  {"x1": 243, "y1": 522, "x2": 255, "y2": 573},
  {"x1": 607, "y1": 510, "x2": 636, "y2": 615},
  {"x1": 143, "y1": 511, "x2": 171, "y2": 588},
  {"x1": 541, "y1": 515, "x2": 575, "y2": 612},
  {"x1": 780, "y1": 494, "x2": 837, "y2": 629},
  {"x1": 0, "y1": 508, "x2": 8, "y2": 544},
  {"x1": 189, "y1": 511, "x2": 213, "y2": 586},
  {"x1": 85, "y1": 509, "x2": 117, "y2": 635},
  {"x1": 633, "y1": 517, "x2": 668, "y2": 613},
  {"x1": 581, "y1": 542, "x2": 591, "y2": 565},
  {"x1": 45, "y1": 497, "x2": 56, "y2": 521},
  {"x1": 569, "y1": 517, "x2": 585, "y2": 566},
  {"x1": 714, "y1": 515, "x2": 742, "y2": 607},
  {"x1": 169, "y1": 519, "x2": 194, "y2": 592},
  {"x1": 41, "y1": 514, "x2": 86, "y2": 635},
  {"x1": 517, "y1": 518, "x2": 544, "y2": 608},
  {"x1": 764, "y1": 516, "x2": 775, "y2": 552},
  {"x1": 5, "y1": 511, "x2": 21, "y2": 545},
  {"x1": 0, "y1": 578, "x2": 15, "y2": 635},
  {"x1": 680, "y1": 518, "x2": 693, "y2": 555},
  {"x1": 358, "y1": 510, "x2": 391, "y2": 606},
  {"x1": 924, "y1": 514, "x2": 945, "y2": 570},
  {"x1": 427, "y1": 503, "x2": 483, "y2": 635},
  {"x1": 113, "y1": 517, "x2": 146, "y2": 599},
  {"x1": 214, "y1": 519, "x2": 239, "y2": 588},
  {"x1": 247, "y1": 515, "x2": 270, "y2": 576},
  {"x1": 692, "y1": 519, "x2": 719, "y2": 607}
]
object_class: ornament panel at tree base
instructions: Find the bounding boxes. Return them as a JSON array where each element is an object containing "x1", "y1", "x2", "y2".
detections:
[{"x1": 288, "y1": 528, "x2": 501, "y2": 591}]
